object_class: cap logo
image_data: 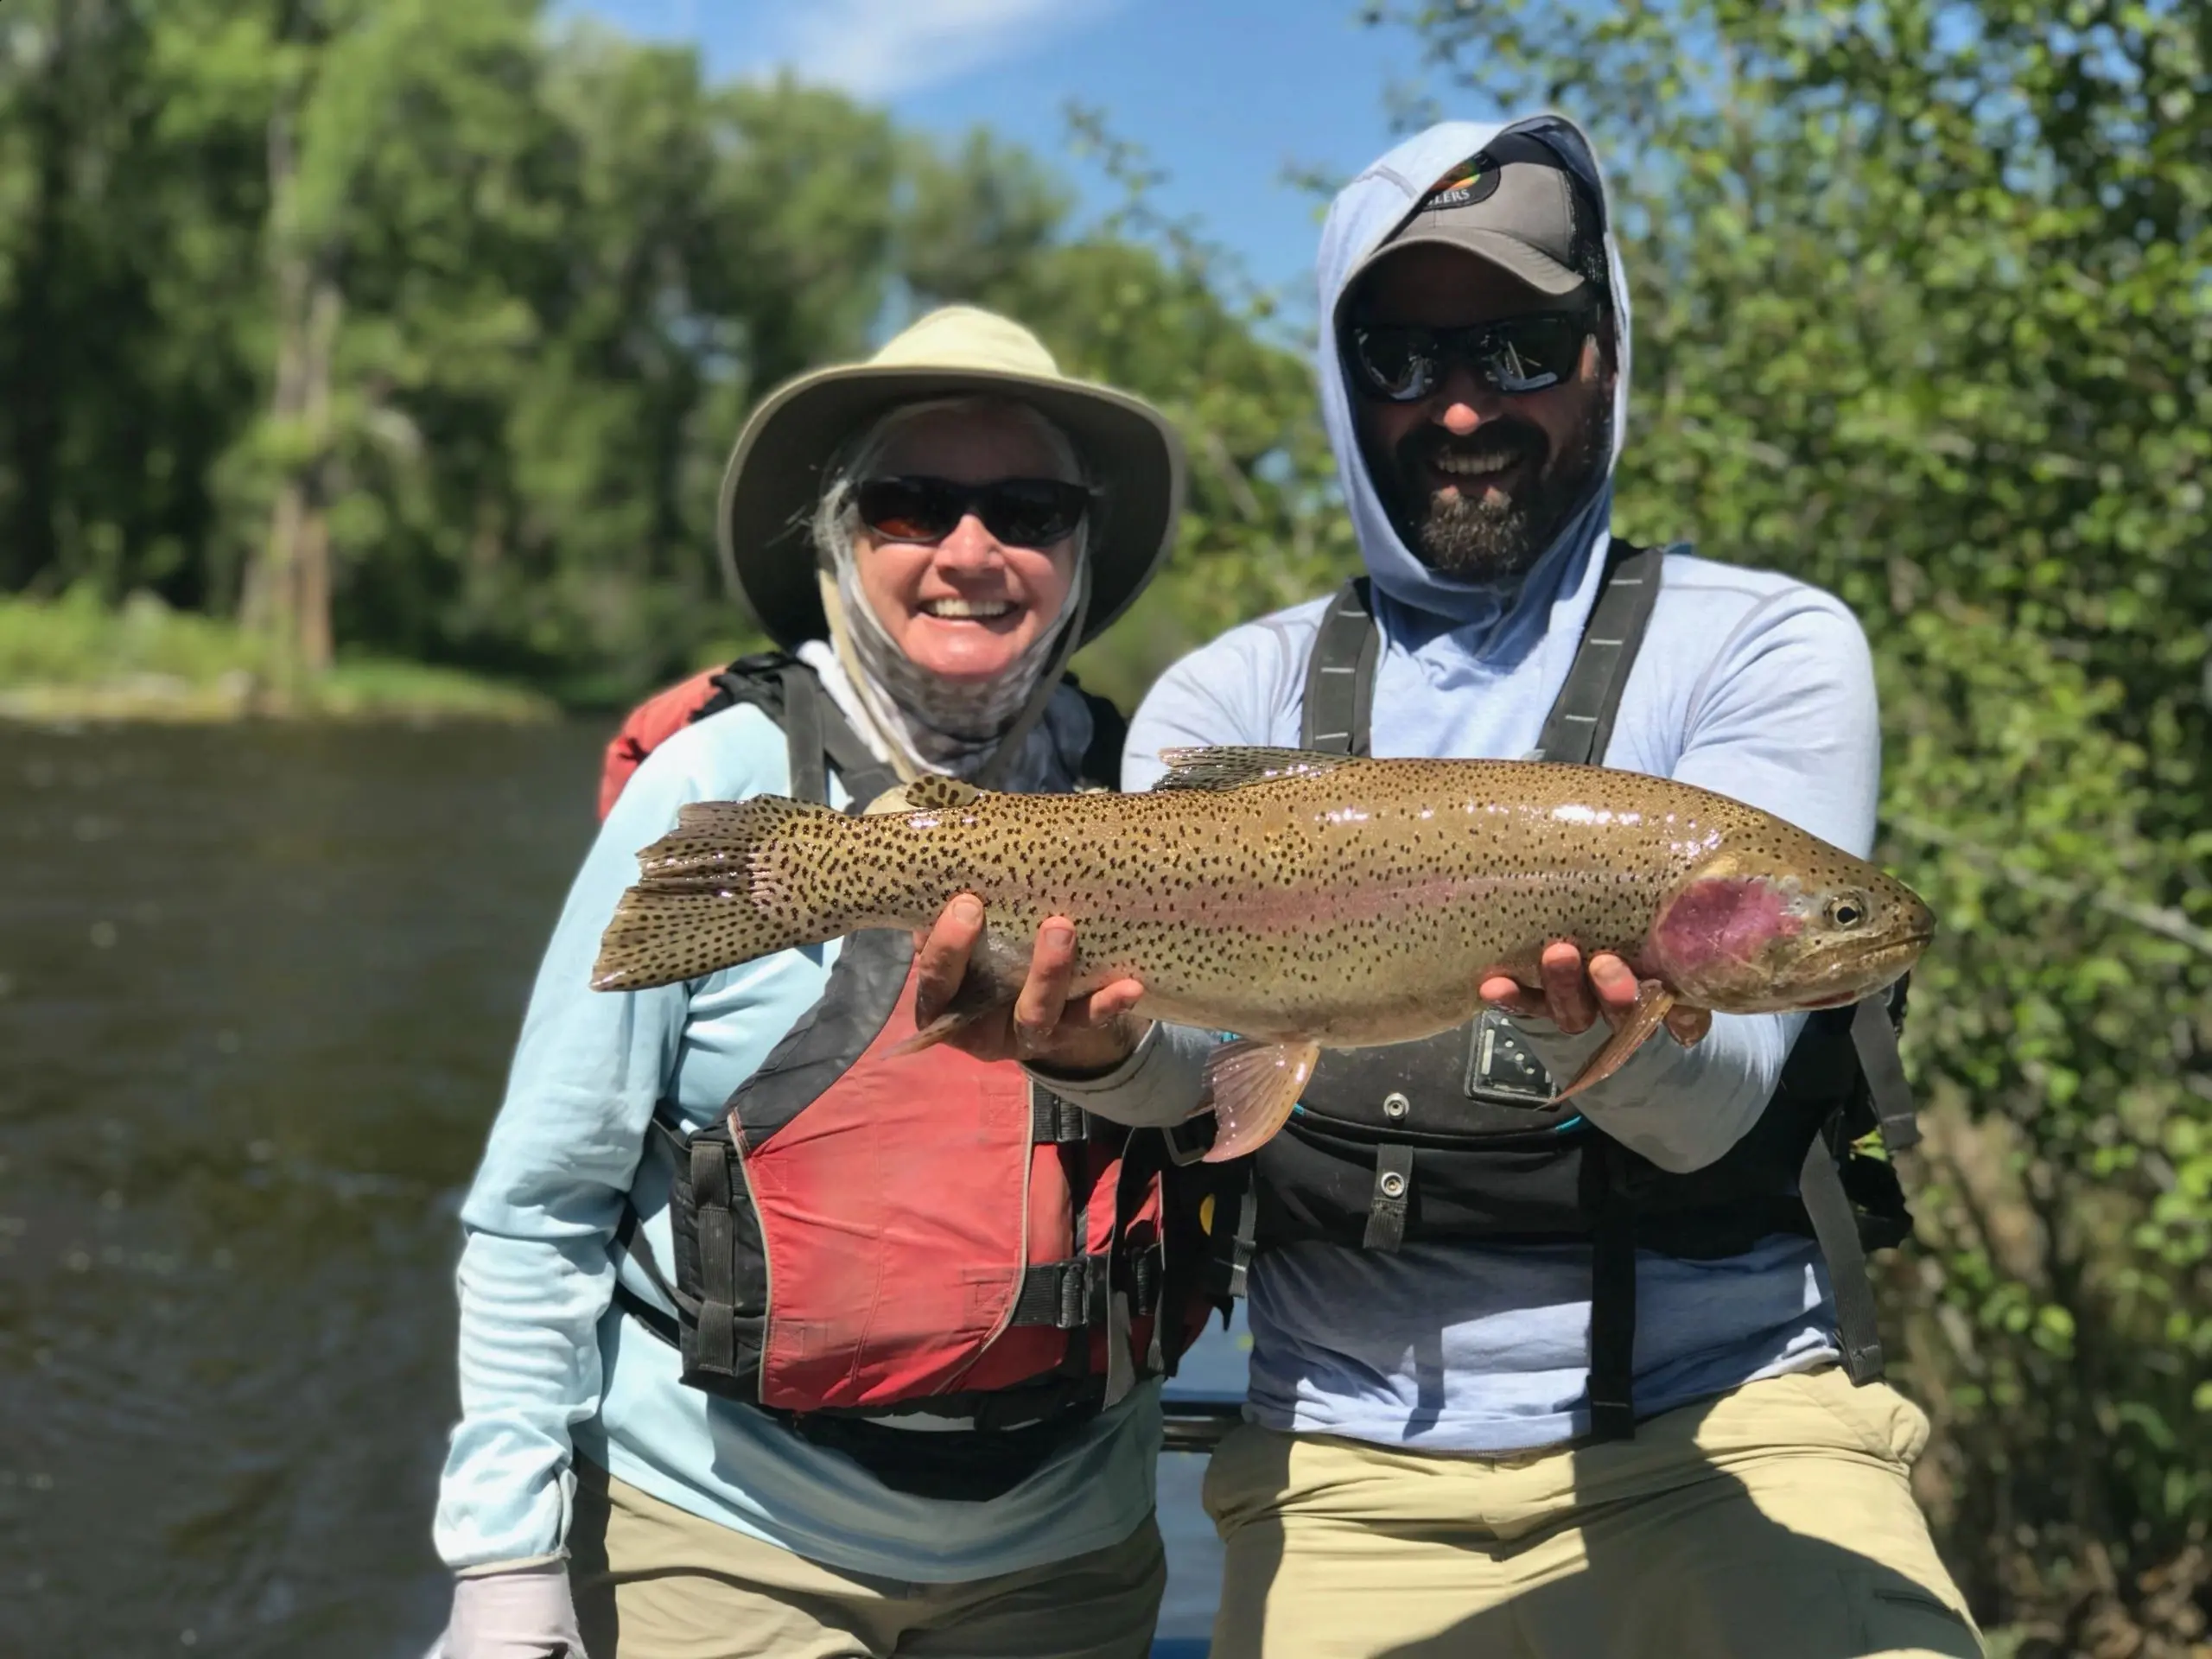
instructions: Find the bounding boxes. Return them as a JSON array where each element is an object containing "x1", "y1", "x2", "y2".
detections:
[{"x1": 1421, "y1": 150, "x2": 1502, "y2": 211}]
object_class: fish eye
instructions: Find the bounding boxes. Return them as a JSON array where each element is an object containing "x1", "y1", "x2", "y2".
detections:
[{"x1": 1827, "y1": 893, "x2": 1868, "y2": 929}]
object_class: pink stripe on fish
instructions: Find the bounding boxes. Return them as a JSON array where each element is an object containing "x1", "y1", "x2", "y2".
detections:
[{"x1": 1008, "y1": 868, "x2": 1618, "y2": 931}]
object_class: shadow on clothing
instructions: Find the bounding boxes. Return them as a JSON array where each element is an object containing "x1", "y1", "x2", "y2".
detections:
[{"x1": 1206, "y1": 1375, "x2": 1986, "y2": 1659}]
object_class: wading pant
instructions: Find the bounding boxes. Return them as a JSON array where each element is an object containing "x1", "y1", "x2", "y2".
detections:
[
  {"x1": 567, "y1": 1460, "x2": 1165, "y2": 1659},
  {"x1": 1202, "y1": 1366, "x2": 1983, "y2": 1659}
]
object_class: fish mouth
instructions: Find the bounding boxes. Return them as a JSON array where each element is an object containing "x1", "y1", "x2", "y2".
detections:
[{"x1": 1787, "y1": 930, "x2": 1935, "y2": 1009}]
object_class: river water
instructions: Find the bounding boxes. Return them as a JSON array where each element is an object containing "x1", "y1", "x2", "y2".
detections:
[{"x1": 1, "y1": 721, "x2": 1239, "y2": 1657}]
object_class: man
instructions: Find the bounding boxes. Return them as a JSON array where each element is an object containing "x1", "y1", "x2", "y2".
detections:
[{"x1": 934, "y1": 117, "x2": 1984, "y2": 1657}]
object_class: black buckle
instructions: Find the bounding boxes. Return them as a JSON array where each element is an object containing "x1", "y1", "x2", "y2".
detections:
[
  {"x1": 1464, "y1": 1007, "x2": 1556, "y2": 1108},
  {"x1": 1161, "y1": 1114, "x2": 1217, "y2": 1166},
  {"x1": 1031, "y1": 1087, "x2": 1090, "y2": 1145}
]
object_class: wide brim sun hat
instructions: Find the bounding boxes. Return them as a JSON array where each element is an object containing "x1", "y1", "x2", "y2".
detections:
[{"x1": 716, "y1": 305, "x2": 1187, "y2": 652}]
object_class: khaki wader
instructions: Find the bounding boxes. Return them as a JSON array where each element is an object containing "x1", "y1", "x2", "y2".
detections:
[
  {"x1": 1202, "y1": 1367, "x2": 1982, "y2": 1659},
  {"x1": 567, "y1": 1459, "x2": 1165, "y2": 1659}
]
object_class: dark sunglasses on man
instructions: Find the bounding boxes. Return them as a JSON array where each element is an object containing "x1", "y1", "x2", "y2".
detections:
[
  {"x1": 855, "y1": 476, "x2": 1096, "y2": 550},
  {"x1": 1346, "y1": 310, "x2": 1596, "y2": 404}
]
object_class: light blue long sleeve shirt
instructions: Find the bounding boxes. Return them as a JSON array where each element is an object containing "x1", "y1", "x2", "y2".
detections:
[{"x1": 433, "y1": 702, "x2": 1160, "y2": 1578}]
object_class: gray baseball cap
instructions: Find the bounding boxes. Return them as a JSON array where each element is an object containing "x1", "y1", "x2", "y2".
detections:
[{"x1": 1349, "y1": 131, "x2": 1596, "y2": 300}]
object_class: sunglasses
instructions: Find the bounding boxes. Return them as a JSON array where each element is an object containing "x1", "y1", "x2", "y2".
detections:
[
  {"x1": 855, "y1": 476, "x2": 1094, "y2": 550},
  {"x1": 1347, "y1": 312, "x2": 1594, "y2": 403}
]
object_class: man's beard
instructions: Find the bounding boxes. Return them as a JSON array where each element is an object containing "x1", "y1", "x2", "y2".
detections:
[{"x1": 1384, "y1": 408, "x2": 1611, "y2": 583}]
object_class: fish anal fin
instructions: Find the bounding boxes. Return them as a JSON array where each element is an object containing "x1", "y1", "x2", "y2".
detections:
[
  {"x1": 888, "y1": 926, "x2": 1027, "y2": 1057},
  {"x1": 889, "y1": 1005, "x2": 990, "y2": 1057},
  {"x1": 1553, "y1": 982, "x2": 1676, "y2": 1103},
  {"x1": 1152, "y1": 747, "x2": 1360, "y2": 793},
  {"x1": 1201, "y1": 1038, "x2": 1321, "y2": 1161}
]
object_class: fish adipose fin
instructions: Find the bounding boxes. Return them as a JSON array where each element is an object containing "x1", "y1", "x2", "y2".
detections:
[
  {"x1": 1152, "y1": 747, "x2": 1361, "y2": 792},
  {"x1": 1552, "y1": 982, "x2": 1677, "y2": 1103},
  {"x1": 1201, "y1": 1038, "x2": 1321, "y2": 1161},
  {"x1": 887, "y1": 775, "x2": 987, "y2": 812}
]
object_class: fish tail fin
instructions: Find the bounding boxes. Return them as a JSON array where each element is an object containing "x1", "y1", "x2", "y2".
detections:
[
  {"x1": 591, "y1": 796, "x2": 863, "y2": 991},
  {"x1": 1201, "y1": 1039, "x2": 1321, "y2": 1162},
  {"x1": 1552, "y1": 982, "x2": 1676, "y2": 1102}
]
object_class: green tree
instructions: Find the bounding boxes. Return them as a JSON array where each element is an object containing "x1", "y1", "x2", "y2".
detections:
[
  {"x1": 0, "y1": 6, "x2": 1345, "y2": 714},
  {"x1": 1379, "y1": 1, "x2": 2212, "y2": 1647}
]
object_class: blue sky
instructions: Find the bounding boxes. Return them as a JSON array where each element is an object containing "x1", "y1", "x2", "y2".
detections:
[{"x1": 562, "y1": 0, "x2": 1496, "y2": 316}]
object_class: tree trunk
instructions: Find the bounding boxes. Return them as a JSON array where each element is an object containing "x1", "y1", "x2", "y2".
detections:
[
  {"x1": 294, "y1": 278, "x2": 340, "y2": 677},
  {"x1": 249, "y1": 99, "x2": 342, "y2": 701}
]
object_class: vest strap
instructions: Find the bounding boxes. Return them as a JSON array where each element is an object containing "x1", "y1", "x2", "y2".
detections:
[
  {"x1": 1799, "y1": 1132, "x2": 1888, "y2": 1383},
  {"x1": 1011, "y1": 1252, "x2": 1116, "y2": 1330},
  {"x1": 692, "y1": 1137, "x2": 740, "y2": 1375},
  {"x1": 781, "y1": 666, "x2": 830, "y2": 806},
  {"x1": 1362, "y1": 1143, "x2": 1414, "y2": 1252},
  {"x1": 1031, "y1": 1088, "x2": 1090, "y2": 1145},
  {"x1": 1586, "y1": 1140, "x2": 1640, "y2": 1441},
  {"x1": 1200, "y1": 1163, "x2": 1260, "y2": 1300},
  {"x1": 1532, "y1": 541, "x2": 1669, "y2": 766},
  {"x1": 1300, "y1": 578, "x2": 1379, "y2": 754},
  {"x1": 1852, "y1": 995, "x2": 1921, "y2": 1153}
]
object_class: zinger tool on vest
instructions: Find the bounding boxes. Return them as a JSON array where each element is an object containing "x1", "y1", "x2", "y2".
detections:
[{"x1": 590, "y1": 751, "x2": 1935, "y2": 1163}]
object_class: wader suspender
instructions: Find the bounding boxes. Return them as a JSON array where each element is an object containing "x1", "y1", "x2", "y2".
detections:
[{"x1": 1295, "y1": 542, "x2": 1916, "y2": 1439}]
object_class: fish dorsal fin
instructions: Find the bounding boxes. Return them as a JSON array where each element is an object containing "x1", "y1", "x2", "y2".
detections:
[
  {"x1": 872, "y1": 774, "x2": 986, "y2": 814},
  {"x1": 1151, "y1": 746, "x2": 1360, "y2": 792}
]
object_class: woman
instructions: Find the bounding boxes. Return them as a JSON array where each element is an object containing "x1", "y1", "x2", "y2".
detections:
[{"x1": 435, "y1": 307, "x2": 1200, "y2": 1659}]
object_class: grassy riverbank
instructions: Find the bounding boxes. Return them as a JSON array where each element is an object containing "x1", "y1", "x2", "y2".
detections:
[{"x1": 0, "y1": 589, "x2": 557, "y2": 723}]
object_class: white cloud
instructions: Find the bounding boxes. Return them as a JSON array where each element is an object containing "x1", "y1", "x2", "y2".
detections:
[{"x1": 759, "y1": 0, "x2": 1116, "y2": 101}]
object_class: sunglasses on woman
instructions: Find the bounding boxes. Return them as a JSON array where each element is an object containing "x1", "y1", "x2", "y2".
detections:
[
  {"x1": 1346, "y1": 311, "x2": 1595, "y2": 403},
  {"x1": 855, "y1": 476, "x2": 1095, "y2": 550}
]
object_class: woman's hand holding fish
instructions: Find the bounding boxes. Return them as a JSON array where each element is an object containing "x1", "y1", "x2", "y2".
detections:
[
  {"x1": 1481, "y1": 943, "x2": 1712, "y2": 1046},
  {"x1": 914, "y1": 895, "x2": 1149, "y2": 1071}
]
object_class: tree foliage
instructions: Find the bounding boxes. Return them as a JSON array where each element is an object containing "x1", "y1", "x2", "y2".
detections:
[
  {"x1": 0, "y1": 3, "x2": 1333, "y2": 707},
  {"x1": 1380, "y1": 1, "x2": 2210, "y2": 1649}
]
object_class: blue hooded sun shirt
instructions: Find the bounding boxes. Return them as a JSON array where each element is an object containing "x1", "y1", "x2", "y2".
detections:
[{"x1": 1045, "y1": 114, "x2": 1884, "y2": 1450}]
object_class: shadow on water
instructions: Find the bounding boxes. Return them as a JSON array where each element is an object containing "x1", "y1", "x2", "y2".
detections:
[{"x1": 0, "y1": 721, "x2": 607, "y2": 1658}]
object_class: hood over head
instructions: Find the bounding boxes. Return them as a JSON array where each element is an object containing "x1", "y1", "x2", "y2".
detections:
[{"x1": 1316, "y1": 116, "x2": 1631, "y2": 639}]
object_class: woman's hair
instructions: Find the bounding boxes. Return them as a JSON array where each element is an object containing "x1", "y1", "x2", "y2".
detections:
[{"x1": 808, "y1": 395, "x2": 1093, "y2": 571}]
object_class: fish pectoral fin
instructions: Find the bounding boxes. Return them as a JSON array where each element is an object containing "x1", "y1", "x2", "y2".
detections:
[
  {"x1": 888, "y1": 775, "x2": 988, "y2": 811},
  {"x1": 1151, "y1": 747, "x2": 1361, "y2": 792},
  {"x1": 1200, "y1": 1038, "x2": 1320, "y2": 1162},
  {"x1": 1553, "y1": 982, "x2": 1677, "y2": 1103}
]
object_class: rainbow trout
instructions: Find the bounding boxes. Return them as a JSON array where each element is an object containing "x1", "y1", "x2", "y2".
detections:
[{"x1": 592, "y1": 747, "x2": 1933, "y2": 1161}]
